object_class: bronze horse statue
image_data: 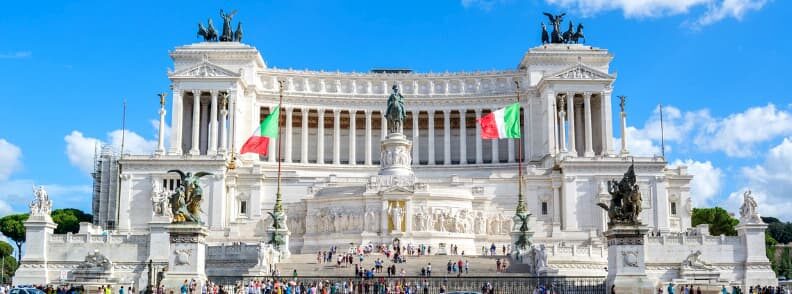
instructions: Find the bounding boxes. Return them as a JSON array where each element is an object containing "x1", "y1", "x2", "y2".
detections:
[
  {"x1": 541, "y1": 23, "x2": 550, "y2": 44},
  {"x1": 562, "y1": 21, "x2": 575, "y2": 43},
  {"x1": 571, "y1": 24, "x2": 585, "y2": 44},
  {"x1": 198, "y1": 19, "x2": 218, "y2": 41}
]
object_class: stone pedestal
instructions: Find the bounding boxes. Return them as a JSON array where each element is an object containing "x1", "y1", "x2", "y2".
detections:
[
  {"x1": 605, "y1": 225, "x2": 654, "y2": 294},
  {"x1": 160, "y1": 224, "x2": 208, "y2": 290},
  {"x1": 13, "y1": 214, "x2": 57, "y2": 285},
  {"x1": 378, "y1": 133, "x2": 413, "y2": 176},
  {"x1": 737, "y1": 222, "x2": 777, "y2": 287}
]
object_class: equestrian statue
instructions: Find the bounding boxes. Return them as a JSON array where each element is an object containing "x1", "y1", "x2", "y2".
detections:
[
  {"x1": 197, "y1": 9, "x2": 244, "y2": 42},
  {"x1": 385, "y1": 84, "x2": 406, "y2": 135}
]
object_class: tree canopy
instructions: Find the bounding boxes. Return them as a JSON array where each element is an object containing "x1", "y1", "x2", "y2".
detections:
[
  {"x1": 51, "y1": 208, "x2": 93, "y2": 234},
  {"x1": 691, "y1": 207, "x2": 738, "y2": 236},
  {"x1": 0, "y1": 240, "x2": 17, "y2": 284},
  {"x1": 0, "y1": 213, "x2": 28, "y2": 261}
]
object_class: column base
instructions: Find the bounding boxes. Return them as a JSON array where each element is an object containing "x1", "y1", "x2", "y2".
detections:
[
  {"x1": 189, "y1": 149, "x2": 200, "y2": 156},
  {"x1": 584, "y1": 151, "x2": 595, "y2": 157},
  {"x1": 168, "y1": 148, "x2": 182, "y2": 156},
  {"x1": 154, "y1": 149, "x2": 165, "y2": 156}
]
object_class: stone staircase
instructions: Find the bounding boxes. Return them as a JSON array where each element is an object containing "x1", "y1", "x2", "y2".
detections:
[{"x1": 274, "y1": 253, "x2": 527, "y2": 277}]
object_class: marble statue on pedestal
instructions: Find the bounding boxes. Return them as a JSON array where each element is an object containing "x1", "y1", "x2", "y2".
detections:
[
  {"x1": 597, "y1": 162, "x2": 643, "y2": 227},
  {"x1": 740, "y1": 190, "x2": 762, "y2": 223},
  {"x1": 388, "y1": 204, "x2": 404, "y2": 232},
  {"x1": 30, "y1": 185, "x2": 52, "y2": 216}
]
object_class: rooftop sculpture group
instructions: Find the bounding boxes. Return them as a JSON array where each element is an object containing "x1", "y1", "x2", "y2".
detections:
[
  {"x1": 541, "y1": 12, "x2": 585, "y2": 44},
  {"x1": 197, "y1": 9, "x2": 243, "y2": 42},
  {"x1": 597, "y1": 162, "x2": 643, "y2": 227}
]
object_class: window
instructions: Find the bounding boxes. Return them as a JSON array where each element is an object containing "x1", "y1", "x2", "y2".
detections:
[
  {"x1": 541, "y1": 202, "x2": 548, "y2": 215},
  {"x1": 671, "y1": 202, "x2": 677, "y2": 216},
  {"x1": 240, "y1": 200, "x2": 247, "y2": 215}
]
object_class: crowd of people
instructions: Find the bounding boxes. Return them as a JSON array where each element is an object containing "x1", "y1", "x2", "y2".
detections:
[{"x1": 656, "y1": 283, "x2": 790, "y2": 294}]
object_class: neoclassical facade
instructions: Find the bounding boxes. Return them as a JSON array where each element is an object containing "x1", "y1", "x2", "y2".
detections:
[
  {"x1": 86, "y1": 41, "x2": 694, "y2": 253},
  {"x1": 15, "y1": 39, "x2": 778, "y2": 289}
]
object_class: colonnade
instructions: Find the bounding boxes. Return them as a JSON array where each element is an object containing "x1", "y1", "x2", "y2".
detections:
[
  {"x1": 255, "y1": 107, "x2": 532, "y2": 165},
  {"x1": 555, "y1": 92, "x2": 611, "y2": 157}
]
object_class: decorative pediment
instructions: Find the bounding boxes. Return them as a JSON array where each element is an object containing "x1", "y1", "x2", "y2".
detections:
[
  {"x1": 171, "y1": 61, "x2": 240, "y2": 78},
  {"x1": 380, "y1": 185, "x2": 414, "y2": 194},
  {"x1": 548, "y1": 64, "x2": 614, "y2": 80}
]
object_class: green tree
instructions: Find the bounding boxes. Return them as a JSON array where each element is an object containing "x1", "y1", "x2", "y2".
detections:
[
  {"x1": 0, "y1": 241, "x2": 18, "y2": 284},
  {"x1": 51, "y1": 208, "x2": 93, "y2": 234},
  {"x1": 691, "y1": 207, "x2": 738, "y2": 236},
  {"x1": 0, "y1": 213, "x2": 28, "y2": 261}
]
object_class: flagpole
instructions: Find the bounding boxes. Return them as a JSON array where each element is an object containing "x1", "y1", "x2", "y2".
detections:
[
  {"x1": 659, "y1": 103, "x2": 665, "y2": 159},
  {"x1": 274, "y1": 81, "x2": 285, "y2": 214},
  {"x1": 515, "y1": 81, "x2": 526, "y2": 214}
]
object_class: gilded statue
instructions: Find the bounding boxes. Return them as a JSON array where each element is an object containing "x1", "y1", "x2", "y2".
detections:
[{"x1": 167, "y1": 169, "x2": 213, "y2": 224}]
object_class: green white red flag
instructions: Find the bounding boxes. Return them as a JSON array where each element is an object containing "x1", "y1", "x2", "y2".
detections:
[
  {"x1": 240, "y1": 106, "x2": 280, "y2": 155},
  {"x1": 478, "y1": 103, "x2": 521, "y2": 139}
]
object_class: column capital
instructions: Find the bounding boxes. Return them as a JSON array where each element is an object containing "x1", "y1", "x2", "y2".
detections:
[
  {"x1": 442, "y1": 109, "x2": 450, "y2": 115},
  {"x1": 364, "y1": 109, "x2": 372, "y2": 116},
  {"x1": 584, "y1": 91, "x2": 593, "y2": 98},
  {"x1": 349, "y1": 110, "x2": 357, "y2": 117},
  {"x1": 474, "y1": 108, "x2": 481, "y2": 115},
  {"x1": 332, "y1": 108, "x2": 341, "y2": 115},
  {"x1": 285, "y1": 107, "x2": 294, "y2": 114}
]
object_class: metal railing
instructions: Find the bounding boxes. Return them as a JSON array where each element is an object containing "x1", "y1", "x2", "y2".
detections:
[{"x1": 208, "y1": 275, "x2": 606, "y2": 294}]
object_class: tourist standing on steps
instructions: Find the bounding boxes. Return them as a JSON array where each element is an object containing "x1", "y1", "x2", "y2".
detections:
[
  {"x1": 181, "y1": 280, "x2": 189, "y2": 294},
  {"x1": 427, "y1": 262, "x2": 432, "y2": 276},
  {"x1": 495, "y1": 259, "x2": 501, "y2": 272}
]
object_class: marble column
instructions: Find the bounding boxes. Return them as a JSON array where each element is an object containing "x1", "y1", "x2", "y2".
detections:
[
  {"x1": 491, "y1": 129, "x2": 499, "y2": 163},
  {"x1": 412, "y1": 111, "x2": 420, "y2": 165},
  {"x1": 549, "y1": 92, "x2": 559, "y2": 155},
  {"x1": 209, "y1": 91, "x2": 218, "y2": 155},
  {"x1": 169, "y1": 89, "x2": 182, "y2": 155},
  {"x1": 317, "y1": 109, "x2": 325, "y2": 164},
  {"x1": 427, "y1": 111, "x2": 435, "y2": 165},
  {"x1": 333, "y1": 109, "x2": 341, "y2": 165},
  {"x1": 228, "y1": 93, "x2": 236, "y2": 153},
  {"x1": 443, "y1": 110, "x2": 451, "y2": 165},
  {"x1": 458, "y1": 110, "x2": 467, "y2": 164},
  {"x1": 583, "y1": 93, "x2": 595, "y2": 157},
  {"x1": 200, "y1": 98, "x2": 210, "y2": 155},
  {"x1": 301, "y1": 108, "x2": 309, "y2": 164},
  {"x1": 285, "y1": 107, "x2": 294, "y2": 163},
  {"x1": 365, "y1": 110, "x2": 372, "y2": 165},
  {"x1": 620, "y1": 101, "x2": 629, "y2": 156},
  {"x1": 219, "y1": 94, "x2": 228, "y2": 154},
  {"x1": 267, "y1": 106, "x2": 276, "y2": 163},
  {"x1": 602, "y1": 92, "x2": 615, "y2": 156},
  {"x1": 552, "y1": 180, "x2": 562, "y2": 228},
  {"x1": 381, "y1": 112, "x2": 387, "y2": 140},
  {"x1": 474, "y1": 109, "x2": 483, "y2": 164},
  {"x1": 523, "y1": 101, "x2": 531, "y2": 161},
  {"x1": 348, "y1": 111, "x2": 356, "y2": 165},
  {"x1": 189, "y1": 91, "x2": 200, "y2": 155},
  {"x1": 566, "y1": 92, "x2": 576, "y2": 156},
  {"x1": 559, "y1": 102, "x2": 568, "y2": 153},
  {"x1": 156, "y1": 97, "x2": 166, "y2": 155}
]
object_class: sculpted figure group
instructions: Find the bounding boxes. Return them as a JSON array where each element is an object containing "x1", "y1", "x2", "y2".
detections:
[
  {"x1": 597, "y1": 162, "x2": 643, "y2": 227},
  {"x1": 198, "y1": 9, "x2": 243, "y2": 42},
  {"x1": 541, "y1": 12, "x2": 585, "y2": 44}
]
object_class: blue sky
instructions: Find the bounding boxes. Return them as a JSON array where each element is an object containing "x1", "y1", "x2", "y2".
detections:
[{"x1": 1, "y1": 0, "x2": 791, "y2": 220}]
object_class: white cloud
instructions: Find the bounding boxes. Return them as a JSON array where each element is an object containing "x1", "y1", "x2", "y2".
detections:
[
  {"x1": 64, "y1": 131, "x2": 102, "y2": 174},
  {"x1": 544, "y1": 0, "x2": 770, "y2": 26},
  {"x1": 0, "y1": 139, "x2": 22, "y2": 181},
  {"x1": 723, "y1": 137, "x2": 792, "y2": 221},
  {"x1": 694, "y1": 104, "x2": 792, "y2": 158},
  {"x1": 671, "y1": 159, "x2": 722, "y2": 207},
  {"x1": 64, "y1": 121, "x2": 167, "y2": 175},
  {"x1": 614, "y1": 105, "x2": 712, "y2": 157}
]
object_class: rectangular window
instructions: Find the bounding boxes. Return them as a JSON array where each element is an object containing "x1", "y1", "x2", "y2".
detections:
[
  {"x1": 671, "y1": 202, "x2": 677, "y2": 216},
  {"x1": 541, "y1": 202, "x2": 548, "y2": 215},
  {"x1": 240, "y1": 200, "x2": 247, "y2": 215}
]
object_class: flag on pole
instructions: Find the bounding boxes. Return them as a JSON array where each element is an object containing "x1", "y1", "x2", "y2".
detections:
[
  {"x1": 240, "y1": 106, "x2": 280, "y2": 155},
  {"x1": 478, "y1": 103, "x2": 521, "y2": 139}
]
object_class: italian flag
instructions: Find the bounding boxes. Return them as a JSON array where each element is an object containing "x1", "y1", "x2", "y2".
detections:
[
  {"x1": 240, "y1": 106, "x2": 280, "y2": 155},
  {"x1": 478, "y1": 103, "x2": 521, "y2": 139}
]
